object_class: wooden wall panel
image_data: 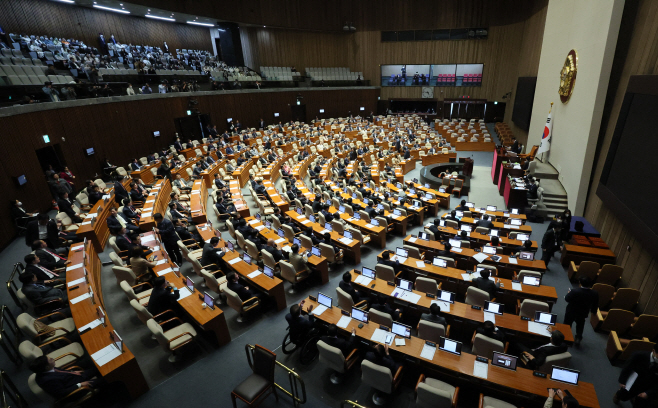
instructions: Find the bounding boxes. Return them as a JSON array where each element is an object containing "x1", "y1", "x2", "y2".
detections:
[
  {"x1": 583, "y1": 0, "x2": 658, "y2": 314},
  {"x1": 0, "y1": 88, "x2": 378, "y2": 250},
  {"x1": 0, "y1": 0, "x2": 212, "y2": 52}
]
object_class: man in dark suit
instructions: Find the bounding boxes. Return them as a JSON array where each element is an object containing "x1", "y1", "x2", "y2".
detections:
[
  {"x1": 475, "y1": 320, "x2": 506, "y2": 343},
  {"x1": 517, "y1": 330, "x2": 567, "y2": 370},
  {"x1": 57, "y1": 193, "x2": 82, "y2": 222},
  {"x1": 19, "y1": 272, "x2": 66, "y2": 306},
  {"x1": 25, "y1": 253, "x2": 65, "y2": 281},
  {"x1": 262, "y1": 239, "x2": 286, "y2": 262},
  {"x1": 259, "y1": 118, "x2": 265, "y2": 129},
  {"x1": 472, "y1": 269, "x2": 500, "y2": 299},
  {"x1": 154, "y1": 213, "x2": 183, "y2": 265},
  {"x1": 311, "y1": 196, "x2": 323, "y2": 213},
  {"x1": 445, "y1": 210, "x2": 460, "y2": 226},
  {"x1": 148, "y1": 277, "x2": 180, "y2": 316},
  {"x1": 200, "y1": 237, "x2": 225, "y2": 270},
  {"x1": 25, "y1": 214, "x2": 60, "y2": 249},
  {"x1": 476, "y1": 215, "x2": 494, "y2": 229},
  {"x1": 365, "y1": 344, "x2": 400, "y2": 373},
  {"x1": 130, "y1": 158, "x2": 142, "y2": 171},
  {"x1": 113, "y1": 180, "x2": 129, "y2": 202},
  {"x1": 379, "y1": 250, "x2": 401, "y2": 275},
  {"x1": 29, "y1": 355, "x2": 100, "y2": 399},
  {"x1": 371, "y1": 294, "x2": 401, "y2": 320},
  {"x1": 226, "y1": 271, "x2": 262, "y2": 302},
  {"x1": 614, "y1": 345, "x2": 658, "y2": 406},
  {"x1": 157, "y1": 158, "x2": 172, "y2": 181},
  {"x1": 541, "y1": 225, "x2": 562, "y2": 267},
  {"x1": 107, "y1": 208, "x2": 139, "y2": 234},
  {"x1": 420, "y1": 303, "x2": 447, "y2": 327},
  {"x1": 435, "y1": 242, "x2": 454, "y2": 260},
  {"x1": 427, "y1": 219, "x2": 443, "y2": 241},
  {"x1": 564, "y1": 277, "x2": 599, "y2": 346},
  {"x1": 319, "y1": 324, "x2": 357, "y2": 357},
  {"x1": 339, "y1": 272, "x2": 363, "y2": 302},
  {"x1": 286, "y1": 301, "x2": 313, "y2": 343},
  {"x1": 31, "y1": 240, "x2": 67, "y2": 270}
]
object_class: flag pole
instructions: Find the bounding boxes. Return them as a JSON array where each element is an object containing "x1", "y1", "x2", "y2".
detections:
[{"x1": 540, "y1": 102, "x2": 553, "y2": 163}]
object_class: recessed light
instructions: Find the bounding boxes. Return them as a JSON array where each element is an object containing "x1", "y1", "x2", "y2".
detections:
[
  {"x1": 145, "y1": 14, "x2": 175, "y2": 21},
  {"x1": 187, "y1": 21, "x2": 214, "y2": 27},
  {"x1": 93, "y1": 4, "x2": 130, "y2": 13}
]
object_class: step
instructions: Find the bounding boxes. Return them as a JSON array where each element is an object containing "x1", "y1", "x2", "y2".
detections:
[{"x1": 543, "y1": 196, "x2": 568, "y2": 204}]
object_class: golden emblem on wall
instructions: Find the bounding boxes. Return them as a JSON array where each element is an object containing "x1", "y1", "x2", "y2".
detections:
[{"x1": 558, "y1": 49, "x2": 577, "y2": 103}]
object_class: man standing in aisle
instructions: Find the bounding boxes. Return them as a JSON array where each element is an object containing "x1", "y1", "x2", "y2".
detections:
[{"x1": 563, "y1": 277, "x2": 599, "y2": 347}]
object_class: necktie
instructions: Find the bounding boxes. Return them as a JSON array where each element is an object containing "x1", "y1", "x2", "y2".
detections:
[
  {"x1": 123, "y1": 235, "x2": 132, "y2": 243},
  {"x1": 38, "y1": 265, "x2": 58, "y2": 277},
  {"x1": 45, "y1": 249, "x2": 65, "y2": 260}
]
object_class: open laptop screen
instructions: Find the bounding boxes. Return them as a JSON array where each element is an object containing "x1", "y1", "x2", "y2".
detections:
[
  {"x1": 551, "y1": 366, "x2": 580, "y2": 385},
  {"x1": 492, "y1": 352, "x2": 517, "y2": 370}
]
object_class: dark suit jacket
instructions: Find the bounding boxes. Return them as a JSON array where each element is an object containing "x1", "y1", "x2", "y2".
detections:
[
  {"x1": 22, "y1": 282, "x2": 63, "y2": 305},
  {"x1": 379, "y1": 258, "x2": 401, "y2": 274},
  {"x1": 541, "y1": 228, "x2": 559, "y2": 252},
  {"x1": 285, "y1": 313, "x2": 313, "y2": 342},
  {"x1": 618, "y1": 351, "x2": 658, "y2": 398},
  {"x1": 34, "y1": 248, "x2": 66, "y2": 270},
  {"x1": 528, "y1": 343, "x2": 568, "y2": 368},
  {"x1": 35, "y1": 369, "x2": 96, "y2": 399},
  {"x1": 57, "y1": 198, "x2": 76, "y2": 218},
  {"x1": 114, "y1": 182, "x2": 129, "y2": 202},
  {"x1": 227, "y1": 280, "x2": 256, "y2": 301},
  {"x1": 130, "y1": 189, "x2": 145, "y2": 202},
  {"x1": 320, "y1": 334, "x2": 356, "y2": 357},
  {"x1": 476, "y1": 326, "x2": 506, "y2": 343},
  {"x1": 565, "y1": 287, "x2": 599, "y2": 318},
  {"x1": 130, "y1": 162, "x2": 141, "y2": 171},
  {"x1": 365, "y1": 351, "x2": 399, "y2": 373},
  {"x1": 26, "y1": 264, "x2": 60, "y2": 281},
  {"x1": 339, "y1": 280, "x2": 361, "y2": 302},
  {"x1": 123, "y1": 206, "x2": 139, "y2": 220},
  {"x1": 472, "y1": 277, "x2": 499, "y2": 299},
  {"x1": 157, "y1": 219, "x2": 178, "y2": 245},
  {"x1": 147, "y1": 286, "x2": 180, "y2": 316},
  {"x1": 419, "y1": 313, "x2": 447, "y2": 327},
  {"x1": 262, "y1": 245, "x2": 285, "y2": 262},
  {"x1": 106, "y1": 215, "x2": 125, "y2": 230},
  {"x1": 428, "y1": 225, "x2": 442, "y2": 241},
  {"x1": 201, "y1": 243, "x2": 225, "y2": 266},
  {"x1": 25, "y1": 220, "x2": 59, "y2": 248},
  {"x1": 476, "y1": 220, "x2": 494, "y2": 229}
]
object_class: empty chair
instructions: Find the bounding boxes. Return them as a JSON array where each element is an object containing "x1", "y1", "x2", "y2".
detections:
[
  {"x1": 417, "y1": 320, "x2": 447, "y2": 343},
  {"x1": 472, "y1": 333, "x2": 507, "y2": 359},
  {"x1": 478, "y1": 394, "x2": 518, "y2": 408},
  {"x1": 361, "y1": 359, "x2": 403, "y2": 406},
  {"x1": 608, "y1": 288, "x2": 640, "y2": 311},
  {"x1": 415, "y1": 374, "x2": 459, "y2": 408},
  {"x1": 336, "y1": 286, "x2": 367, "y2": 310},
  {"x1": 19, "y1": 339, "x2": 84, "y2": 368},
  {"x1": 112, "y1": 265, "x2": 149, "y2": 286},
  {"x1": 593, "y1": 283, "x2": 616, "y2": 309},
  {"x1": 415, "y1": 277, "x2": 438, "y2": 294},
  {"x1": 434, "y1": 256, "x2": 456, "y2": 268},
  {"x1": 129, "y1": 299, "x2": 175, "y2": 325},
  {"x1": 465, "y1": 286, "x2": 490, "y2": 307},
  {"x1": 147, "y1": 318, "x2": 197, "y2": 363},
  {"x1": 231, "y1": 345, "x2": 278, "y2": 408},
  {"x1": 591, "y1": 308, "x2": 636, "y2": 333},
  {"x1": 606, "y1": 330, "x2": 655, "y2": 362},
  {"x1": 516, "y1": 299, "x2": 550, "y2": 318},
  {"x1": 17, "y1": 312, "x2": 75, "y2": 344},
  {"x1": 597, "y1": 264, "x2": 623, "y2": 286},
  {"x1": 627, "y1": 314, "x2": 658, "y2": 340},
  {"x1": 568, "y1": 261, "x2": 600, "y2": 280},
  {"x1": 404, "y1": 245, "x2": 424, "y2": 260},
  {"x1": 317, "y1": 340, "x2": 360, "y2": 384},
  {"x1": 280, "y1": 260, "x2": 309, "y2": 294}
]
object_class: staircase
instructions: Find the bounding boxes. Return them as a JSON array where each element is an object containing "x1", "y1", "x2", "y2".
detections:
[{"x1": 532, "y1": 161, "x2": 569, "y2": 217}]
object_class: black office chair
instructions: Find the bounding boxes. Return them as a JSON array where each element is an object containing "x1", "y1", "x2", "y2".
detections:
[{"x1": 231, "y1": 345, "x2": 278, "y2": 408}]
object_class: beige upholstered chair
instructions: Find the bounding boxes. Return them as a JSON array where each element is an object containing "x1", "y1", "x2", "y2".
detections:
[
  {"x1": 280, "y1": 260, "x2": 309, "y2": 294},
  {"x1": 516, "y1": 299, "x2": 550, "y2": 318},
  {"x1": 417, "y1": 320, "x2": 447, "y2": 343},
  {"x1": 224, "y1": 287, "x2": 260, "y2": 323},
  {"x1": 369, "y1": 308, "x2": 393, "y2": 328},
  {"x1": 17, "y1": 312, "x2": 75, "y2": 344},
  {"x1": 415, "y1": 374, "x2": 459, "y2": 408},
  {"x1": 19, "y1": 339, "x2": 84, "y2": 368},
  {"x1": 606, "y1": 330, "x2": 655, "y2": 363},
  {"x1": 147, "y1": 318, "x2": 198, "y2": 363},
  {"x1": 361, "y1": 359, "x2": 404, "y2": 405},
  {"x1": 28, "y1": 372, "x2": 98, "y2": 407},
  {"x1": 464, "y1": 287, "x2": 490, "y2": 307},
  {"x1": 591, "y1": 308, "x2": 635, "y2": 333},
  {"x1": 336, "y1": 287, "x2": 367, "y2": 310},
  {"x1": 478, "y1": 394, "x2": 518, "y2": 408},
  {"x1": 317, "y1": 340, "x2": 360, "y2": 384},
  {"x1": 471, "y1": 333, "x2": 507, "y2": 359},
  {"x1": 119, "y1": 280, "x2": 152, "y2": 307}
]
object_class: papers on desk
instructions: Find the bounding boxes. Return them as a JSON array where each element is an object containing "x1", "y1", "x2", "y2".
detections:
[
  {"x1": 408, "y1": 237, "x2": 417, "y2": 243},
  {"x1": 66, "y1": 263, "x2": 83, "y2": 271},
  {"x1": 67, "y1": 277, "x2": 86, "y2": 287},
  {"x1": 146, "y1": 200, "x2": 155, "y2": 204},
  {"x1": 371, "y1": 328, "x2": 395, "y2": 345},
  {"x1": 141, "y1": 212, "x2": 152, "y2": 218},
  {"x1": 248, "y1": 219, "x2": 259, "y2": 225},
  {"x1": 282, "y1": 246, "x2": 292, "y2": 253},
  {"x1": 391, "y1": 288, "x2": 421, "y2": 304},
  {"x1": 416, "y1": 261, "x2": 426, "y2": 268},
  {"x1": 255, "y1": 225, "x2": 265, "y2": 231},
  {"x1": 91, "y1": 343, "x2": 122, "y2": 367},
  {"x1": 78, "y1": 318, "x2": 102, "y2": 333},
  {"x1": 473, "y1": 361, "x2": 489, "y2": 379},
  {"x1": 275, "y1": 238, "x2": 286, "y2": 244},
  {"x1": 509, "y1": 225, "x2": 520, "y2": 229},
  {"x1": 512, "y1": 282, "x2": 523, "y2": 291},
  {"x1": 153, "y1": 246, "x2": 160, "y2": 251},
  {"x1": 248, "y1": 270, "x2": 262, "y2": 279},
  {"x1": 142, "y1": 235, "x2": 155, "y2": 243},
  {"x1": 71, "y1": 244, "x2": 84, "y2": 251},
  {"x1": 301, "y1": 220, "x2": 311, "y2": 225},
  {"x1": 365, "y1": 223, "x2": 375, "y2": 229},
  {"x1": 420, "y1": 343, "x2": 436, "y2": 360},
  {"x1": 157, "y1": 267, "x2": 172, "y2": 277},
  {"x1": 431, "y1": 300, "x2": 451, "y2": 313},
  {"x1": 276, "y1": 201, "x2": 285, "y2": 205},
  {"x1": 337, "y1": 315, "x2": 352, "y2": 329},
  {"x1": 527, "y1": 321, "x2": 552, "y2": 337},
  {"x1": 451, "y1": 248, "x2": 463, "y2": 253},
  {"x1": 228, "y1": 257, "x2": 242, "y2": 265},
  {"x1": 472, "y1": 253, "x2": 489, "y2": 263},
  {"x1": 81, "y1": 221, "x2": 92, "y2": 226},
  {"x1": 483, "y1": 312, "x2": 496, "y2": 324},
  {"x1": 354, "y1": 275, "x2": 373, "y2": 286},
  {"x1": 339, "y1": 237, "x2": 353, "y2": 245},
  {"x1": 156, "y1": 259, "x2": 167, "y2": 266},
  {"x1": 102, "y1": 194, "x2": 111, "y2": 200},
  {"x1": 320, "y1": 229, "x2": 330, "y2": 235},
  {"x1": 392, "y1": 255, "x2": 406, "y2": 263},
  {"x1": 71, "y1": 292, "x2": 92, "y2": 304},
  {"x1": 177, "y1": 286, "x2": 194, "y2": 301},
  {"x1": 508, "y1": 257, "x2": 518, "y2": 264},
  {"x1": 461, "y1": 273, "x2": 473, "y2": 281},
  {"x1": 87, "y1": 212, "x2": 98, "y2": 219},
  {"x1": 311, "y1": 305, "x2": 328, "y2": 316},
  {"x1": 395, "y1": 338, "x2": 406, "y2": 347}
]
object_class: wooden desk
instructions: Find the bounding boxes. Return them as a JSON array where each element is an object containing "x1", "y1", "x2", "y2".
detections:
[
  {"x1": 189, "y1": 179, "x2": 208, "y2": 224},
  {"x1": 560, "y1": 244, "x2": 617, "y2": 268},
  {"x1": 263, "y1": 180, "x2": 290, "y2": 213},
  {"x1": 232, "y1": 158, "x2": 255, "y2": 187},
  {"x1": 497, "y1": 163, "x2": 524, "y2": 196},
  {"x1": 138, "y1": 179, "x2": 172, "y2": 231},
  {"x1": 400, "y1": 159, "x2": 416, "y2": 175},
  {"x1": 66, "y1": 244, "x2": 149, "y2": 399},
  {"x1": 141, "y1": 232, "x2": 231, "y2": 346},
  {"x1": 130, "y1": 163, "x2": 158, "y2": 185},
  {"x1": 421, "y1": 153, "x2": 457, "y2": 166},
  {"x1": 229, "y1": 180, "x2": 251, "y2": 218},
  {"x1": 430, "y1": 226, "x2": 538, "y2": 251},
  {"x1": 200, "y1": 159, "x2": 226, "y2": 188},
  {"x1": 303, "y1": 297, "x2": 598, "y2": 407},
  {"x1": 441, "y1": 214, "x2": 532, "y2": 236},
  {"x1": 504, "y1": 176, "x2": 528, "y2": 210},
  {"x1": 76, "y1": 193, "x2": 118, "y2": 253},
  {"x1": 405, "y1": 181, "x2": 450, "y2": 212}
]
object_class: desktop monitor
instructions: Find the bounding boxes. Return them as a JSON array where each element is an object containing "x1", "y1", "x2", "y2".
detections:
[
  {"x1": 413, "y1": 200, "x2": 422, "y2": 208},
  {"x1": 433, "y1": 258, "x2": 447, "y2": 268},
  {"x1": 309, "y1": 214, "x2": 316, "y2": 223},
  {"x1": 522, "y1": 275, "x2": 541, "y2": 286},
  {"x1": 535, "y1": 312, "x2": 557, "y2": 326},
  {"x1": 324, "y1": 222, "x2": 333, "y2": 231},
  {"x1": 482, "y1": 246, "x2": 496, "y2": 255},
  {"x1": 371, "y1": 219, "x2": 380, "y2": 226},
  {"x1": 395, "y1": 247, "x2": 408, "y2": 258},
  {"x1": 227, "y1": 241, "x2": 234, "y2": 251},
  {"x1": 392, "y1": 322, "x2": 411, "y2": 339},
  {"x1": 511, "y1": 208, "x2": 520, "y2": 214},
  {"x1": 354, "y1": 213, "x2": 361, "y2": 220},
  {"x1": 344, "y1": 230, "x2": 353, "y2": 239},
  {"x1": 439, "y1": 337, "x2": 462, "y2": 355},
  {"x1": 394, "y1": 209, "x2": 402, "y2": 216},
  {"x1": 510, "y1": 218, "x2": 523, "y2": 226},
  {"x1": 519, "y1": 251, "x2": 535, "y2": 261},
  {"x1": 484, "y1": 301, "x2": 504, "y2": 315},
  {"x1": 351, "y1": 307, "x2": 369, "y2": 323},
  {"x1": 489, "y1": 229, "x2": 499, "y2": 237},
  {"x1": 263, "y1": 265, "x2": 274, "y2": 278},
  {"x1": 492, "y1": 352, "x2": 518, "y2": 370},
  {"x1": 318, "y1": 292, "x2": 332, "y2": 308},
  {"x1": 460, "y1": 224, "x2": 472, "y2": 232},
  {"x1": 362, "y1": 267, "x2": 375, "y2": 278},
  {"x1": 396, "y1": 278, "x2": 413, "y2": 291},
  {"x1": 293, "y1": 237, "x2": 301, "y2": 247},
  {"x1": 486, "y1": 205, "x2": 497, "y2": 212},
  {"x1": 311, "y1": 246, "x2": 322, "y2": 257},
  {"x1": 243, "y1": 253, "x2": 252, "y2": 265},
  {"x1": 204, "y1": 292, "x2": 215, "y2": 310},
  {"x1": 550, "y1": 366, "x2": 580, "y2": 385},
  {"x1": 296, "y1": 207, "x2": 303, "y2": 215},
  {"x1": 448, "y1": 239, "x2": 461, "y2": 248},
  {"x1": 437, "y1": 290, "x2": 455, "y2": 303},
  {"x1": 278, "y1": 228, "x2": 286, "y2": 238},
  {"x1": 418, "y1": 232, "x2": 430, "y2": 241},
  {"x1": 516, "y1": 233, "x2": 530, "y2": 241},
  {"x1": 466, "y1": 202, "x2": 475, "y2": 207},
  {"x1": 185, "y1": 277, "x2": 195, "y2": 293},
  {"x1": 455, "y1": 210, "x2": 464, "y2": 218},
  {"x1": 339, "y1": 205, "x2": 345, "y2": 213}
]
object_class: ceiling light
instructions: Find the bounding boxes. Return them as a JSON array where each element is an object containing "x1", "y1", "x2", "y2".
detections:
[
  {"x1": 145, "y1": 14, "x2": 175, "y2": 21},
  {"x1": 187, "y1": 21, "x2": 214, "y2": 27},
  {"x1": 93, "y1": 4, "x2": 130, "y2": 13},
  {"x1": 54, "y1": 0, "x2": 75, "y2": 3}
]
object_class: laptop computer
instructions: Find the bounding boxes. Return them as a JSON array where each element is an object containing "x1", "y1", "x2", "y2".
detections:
[
  {"x1": 433, "y1": 258, "x2": 447, "y2": 268},
  {"x1": 362, "y1": 267, "x2": 375, "y2": 279},
  {"x1": 278, "y1": 228, "x2": 286, "y2": 238},
  {"x1": 510, "y1": 218, "x2": 523, "y2": 226},
  {"x1": 396, "y1": 278, "x2": 413, "y2": 291},
  {"x1": 371, "y1": 219, "x2": 380, "y2": 227},
  {"x1": 455, "y1": 210, "x2": 464, "y2": 219},
  {"x1": 516, "y1": 233, "x2": 530, "y2": 241},
  {"x1": 550, "y1": 366, "x2": 580, "y2": 385},
  {"x1": 339, "y1": 205, "x2": 345, "y2": 213},
  {"x1": 394, "y1": 247, "x2": 408, "y2": 262},
  {"x1": 489, "y1": 229, "x2": 499, "y2": 237},
  {"x1": 418, "y1": 232, "x2": 430, "y2": 241},
  {"x1": 309, "y1": 214, "x2": 316, "y2": 223},
  {"x1": 466, "y1": 202, "x2": 474, "y2": 207},
  {"x1": 484, "y1": 300, "x2": 504, "y2": 315},
  {"x1": 392, "y1": 322, "x2": 411, "y2": 339},
  {"x1": 263, "y1": 265, "x2": 274, "y2": 279},
  {"x1": 482, "y1": 245, "x2": 496, "y2": 255},
  {"x1": 519, "y1": 251, "x2": 534, "y2": 261},
  {"x1": 460, "y1": 224, "x2": 472, "y2": 232},
  {"x1": 243, "y1": 253, "x2": 252, "y2": 265},
  {"x1": 311, "y1": 246, "x2": 322, "y2": 257},
  {"x1": 448, "y1": 238, "x2": 461, "y2": 248},
  {"x1": 535, "y1": 311, "x2": 557, "y2": 325},
  {"x1": 324, "y1": 222, "x2": 333, "y2": 232},
  {"x1": 439, "y1": 337, "x2": 462, "y2": 355},
  {"x1": 437, "y1": 290, "x2": 455, "y2": 303},
  {"x1": 522, "y1": 275, "x2": 541, "y2": 286},
  {"x1": 351, "y1": 307, "x2": 368, "y2": 323},
  {"x1": 312, "y1": 292, "x2": 332, "y2": 315},
  {"x1": 486, "y1": 205, "x2": 497, "y2": 212},
  {"x1": 203, "y1": 292, "x2": 215, "y2": 310},
  {"x1": 492, "y1": 352, "x2": 518, "y2": 371}
]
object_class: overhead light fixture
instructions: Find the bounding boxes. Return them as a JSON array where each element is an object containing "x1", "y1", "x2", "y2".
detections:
[
  {"x1": 343, "y1": 23, "x2": 350, "y2": 31},
  {"x1": 187, "y1": 21, "x2": 214, "y2": 27},
  {"x1": 93, "y1": 5, "x2": 130, "y2": 13},
  {"x1": 53, "y1": 0, "x2": 75, "y2": 3},
  {"x1": 145, "y1": 14, "x2": 175, "y2": 21}
]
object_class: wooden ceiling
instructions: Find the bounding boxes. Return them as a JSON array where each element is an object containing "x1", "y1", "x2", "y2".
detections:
[{"x1": 125, "y1": 0, "x2": 548, "y2": 32}]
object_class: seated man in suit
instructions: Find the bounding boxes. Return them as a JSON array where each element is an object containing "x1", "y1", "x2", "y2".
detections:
[
  {"x1": 173, "y1": 174, "x2": 192, "y2": 192},
  {"x1": 435, "y1": 241, "x2": 454, "y2": 260},
  {"x1": 311, "y1": 196, "x2": 323, "y2": 214},
  {"x1": 517, "y1": 330, "x2": 567, "y2": 370},
  {"x1": 319, "y1": 324, "x2": 357, "y2": 357},
  {"x1": 107, "y1": 208, "x2": 139, "y2": 234},
  {"x1": 31, "y1": 240, "x2": 68, "y2": 270},
  {"x1": 339, "y1": 272, "x2": 363, "y2": 302},
  {"x1": 113, "y1": 180, "x2": 129, "y2": 203},
  {"x1": 122, "y1": 198, "x2": 141, "y2": 223},
  {"x1": 57, "y1": 193, "x2": 82, "y2": 223},
  {"x1": 427, "y1": 218, "x2": 443, "y2": 241},
  {"x1": 200, "y1": 237, "x2": 226, "y2": 272},
  {"x1": 455, "y1": 199, "x2": 470, "y2": 212},
  {"x1": 419, "y1": 303, "x2": 447, "y2": 327},
  {"x1": 25, "y1": 213, "x2": 61, "y2": 250},
  {"x1": 371, "y1": 294, "x2": 401, "y2": 321},
  {"x1": 476, "y1": 320, "x2": 506, "y2": 343},
  {"x1": 261, "y1": 239, "x2": 286, "y2": 262},
  {"x1": 476, "y1": 214, "x2": 494, "y2": 230},
  {"x1": 174, "y1": 219, "x2": 203, "y2": 246},
  {"x1": 445, "y1": 210, "x2": 460, "y2": 226},
  {"x1": 288, "y1": 244, "x2": 308, "y2": 273},
  {"x1": 378, "y1": 250, "x2": 401, "y2": 275},
  {"x1": 29, "y1": 355, "x2": 101, "y2": 400},
  {"x1": 19, "y1": 271, "x2": 68, "y2": 308},
  {"x1": 168, "y1": 202, "x2": 192, "y2": 224},
  {"x1": 512, "y1": 239, "x2": 534, "y2": 256},
  {"x1": 148, "y1": 276, "x2": 181, "y2": 317},
  {"x1": 320, "y1": 204, "x2": 334, "y2": 223},
  {"x1": 226, "y1": 271, "x2": 263, "y2": 303},
  {"x1": 25, "y1": 253, "x2": 66, "y2": 281},
  {"x1": 285, "y1": 301, "x2": 314, "y2": 344},
  {"x1": 130, "y1": 158, "x2": 142, "y2": 171},
  {"x1": 129, "y1": 182, "x2": 146, "y2": 203},
  {"x1": 365, "y1": 344, "x2": 401, "y2": 373},
  {"x1": 472, "y1": 268, "x2": 500, "y2": 299}
]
